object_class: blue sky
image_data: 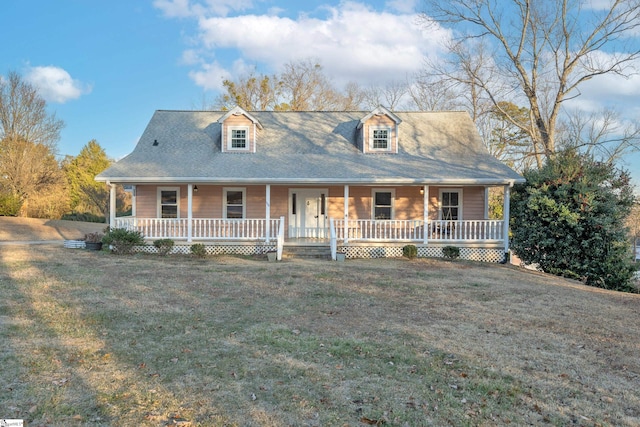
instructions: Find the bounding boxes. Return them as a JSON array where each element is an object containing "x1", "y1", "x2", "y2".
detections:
[{"x1": 1, "y1": 0, "x2": 639, "y2": 189}]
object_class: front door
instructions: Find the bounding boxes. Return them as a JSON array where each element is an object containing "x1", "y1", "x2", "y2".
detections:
[{"x1": 289, "y1": 189, "x2": 328, "y2": 238}]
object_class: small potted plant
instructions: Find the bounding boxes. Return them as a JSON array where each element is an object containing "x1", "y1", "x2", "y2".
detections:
[{"x1": 84, "y1": 232, "x2": 104, "y2": 250}]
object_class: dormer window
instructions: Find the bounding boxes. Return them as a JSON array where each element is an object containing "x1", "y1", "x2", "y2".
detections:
[
  {"x1": 371, "y1": 127, "x2": 391, "y2": 150},
  {"x1": 229, "y1": 127, "x2": 248, "y2": 150},
  {"x1": 358, "y1": 106, "x2": 401, "y2": 154},
  {"x1": 218, "y1": 106, "x2": 263, "y2": 153}
]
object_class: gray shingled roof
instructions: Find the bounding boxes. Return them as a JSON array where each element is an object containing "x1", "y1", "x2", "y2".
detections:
[{"x1": 96, "y1": 110, "x2": 524, "y2": 185}]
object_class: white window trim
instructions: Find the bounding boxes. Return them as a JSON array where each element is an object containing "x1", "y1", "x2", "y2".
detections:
[
  {"x1": 223, "y1": 187, "x2": 246, "y2": 219},
  {"x1": 371, "y1": 188, "x2": 395, "y2": 220},
  {"x1": 226, "y1": 126, "x2": 250, "y2": 151},
  {"x1": 157, "y1": 187, "x2": 180, "y2": 219},
  {"x1": 438, "y1": 188, "x2": 463, "y2": 220},
  {"x1": 368, "y1": 126, "x2": 392, "y2": 152}
]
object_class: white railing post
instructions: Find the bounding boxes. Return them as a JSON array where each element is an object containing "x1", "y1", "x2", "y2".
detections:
[
  {"x1": 330, "y1": 218, "x2": 337, "y2": 261},
  {"x1": 265, "y1": 185, "x2": 271, "y2": 243},
  {"x1": 276, "y1": 216, "x2": 285, "y2": 261},
  {"x1": 109, "y1": 182, "x2": 116, "y2": 230},
  {"x1": 187, "y1": 184, "x2": 193, "y2": 243},
  {"x1": 344, "y1": 185, "x2": 349, "y2": 244},
  {"x1": 423, "y1": 185, "x2": 429, "y2": 244}
]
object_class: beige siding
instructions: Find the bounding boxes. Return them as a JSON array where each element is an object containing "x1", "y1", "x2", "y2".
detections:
[
  {"x1": 221, "y1": 114, "x2": 256, "y2": 153},
  {"x1": 361, "y1": 115, "x2": 397, "y2": 153},
  {"x1": 463, "y1": 187, "x2": 486, "y2": 220},
  {"x1": 133, "y1": 185, "x2": 485, "y2": 221},
  {"x1": 136, "y1": 185, "x2": 157, "y2": 217}
]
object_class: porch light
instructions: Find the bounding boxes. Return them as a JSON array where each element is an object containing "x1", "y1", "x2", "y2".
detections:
[
  {"x1": 420, "y1": 188, "x2": 424, "y2": 195},
  {"x1": 194, "y1": 185, "x2": 199, "y2": 193}
]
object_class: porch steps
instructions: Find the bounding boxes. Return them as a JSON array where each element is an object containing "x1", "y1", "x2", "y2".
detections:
[{"x1": 283, "y1": 245, "x2": 332, "y2": 260}]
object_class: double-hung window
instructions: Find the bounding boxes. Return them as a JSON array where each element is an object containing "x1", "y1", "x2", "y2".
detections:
[
  {"x1": 440, "y1": 189, "x2": 462, "y2": 220},
  {"x1": 372, "y1": 189, "x2": 394, "y2": 220},
  {"x1": 227, "y1": 126, "x2": 249, "y2": 150},
  {"x1": 224, "y1": 188, "x2": 245, "y2": 219},
  {"x1": 370, "y1": 126, "x2": 391, "y2": 151},
  {"x1": 158, "y1": 187, "x2": 179, "y2": 218}
]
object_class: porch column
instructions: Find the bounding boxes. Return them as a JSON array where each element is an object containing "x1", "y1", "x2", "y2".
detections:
[
  {"x1": 109, "y1": 182, "x2": 116, "y2": 229},
  {"x1": 503, "y1": 185, "x2": 511, "y2": 255},
  {"x1": 484, "y1": 187, "x2": 489, "y2": 219},
  {"x1": 187, "y1": 184, "x2": 193, "y2": 243},
  {"x1": 265, "y1": 184, "x2": 271, "y2": 243},
  {"x1": 423, "y1": 185, "x2": 429, "y2": 244},
  {"x1": 131, "y1": 185, "x2": 137, "y2": 217},
  {"x1": 344, "y1": 185, "x2": 349, "y2": 244}
]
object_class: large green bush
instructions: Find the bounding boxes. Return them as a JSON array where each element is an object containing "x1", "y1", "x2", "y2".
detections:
[{"x1": 510, "y1": 150, "x2": 637, "y2": 292}]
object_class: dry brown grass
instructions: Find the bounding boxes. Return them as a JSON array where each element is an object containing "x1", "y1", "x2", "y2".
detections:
[
  {"x1": 0, "y1": 217, "x2": 105, "y2": 241},
  {"x1": 1, "y1": 242, "x2": 639, "y2": 426}
]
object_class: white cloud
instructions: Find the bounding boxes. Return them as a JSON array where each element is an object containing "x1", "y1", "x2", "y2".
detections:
[
  {"x1": 24, "y1": 66, "x2": 91, "y2": 104},
  {"x1": 179, "y1": 1, "x2": 449, "y2": 90},
  {"x1": 188, "y1": 61, "x2": 232, "y2": 91}
]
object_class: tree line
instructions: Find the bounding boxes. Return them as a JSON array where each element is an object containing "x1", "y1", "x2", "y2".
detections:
[{"x1": 0, "y1": 72, "x2": 129, "y2": 220}]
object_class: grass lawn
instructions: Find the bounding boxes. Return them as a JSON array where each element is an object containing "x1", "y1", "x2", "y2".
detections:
[{"x1": 1, "y1": 245, "x2": 639, "y2": 426}]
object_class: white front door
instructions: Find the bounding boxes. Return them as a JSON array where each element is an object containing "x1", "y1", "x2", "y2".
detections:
[{"x1": 289, "y1": 189, "x2": 328, "y2": 238}]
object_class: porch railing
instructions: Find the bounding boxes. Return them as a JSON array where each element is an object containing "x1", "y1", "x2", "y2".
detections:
[
  {"x1": 333, "y1": 219, "x2": 504, "y2": 242},
  {"x1": 113, "y1": 217, "x2": 281, "y2": 241},
  {"x1": 112, "y1": 217, "x2": 504, "y2": 244}
]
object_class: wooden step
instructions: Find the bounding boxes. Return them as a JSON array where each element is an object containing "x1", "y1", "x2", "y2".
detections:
[{"x1": 283, "y1": 245, "x2": 331, "y2": 259}]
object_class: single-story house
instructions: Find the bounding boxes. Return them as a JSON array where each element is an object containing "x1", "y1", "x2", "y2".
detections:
[{"x1": 96, "y1": 105, "x2": 525, "y2": 261}]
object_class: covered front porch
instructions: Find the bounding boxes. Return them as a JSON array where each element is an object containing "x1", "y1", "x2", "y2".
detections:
[{"x1": 107, "y1": 183, "x2": 513, "y2": 261}]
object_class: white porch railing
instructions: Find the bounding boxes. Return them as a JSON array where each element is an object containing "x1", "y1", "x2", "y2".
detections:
[
  {"x1": 113, "y1": 217, "x2": 281, "y2": 241},
  {"x1": 112, "y1": 217, "x2": 503, "y2": 245},
  {"x1": 333, "y1": 219, "x2": 504, "y2": 242}
]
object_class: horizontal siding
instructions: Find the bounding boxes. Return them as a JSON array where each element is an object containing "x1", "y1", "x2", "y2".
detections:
[
  {"x1": 131, "y1": 185, "x2": 486, "y2": 221},
  {"x1": 463, "y1": 187, "x2": 486, "y2": 220},
  {"x1": 362, "y1": 115, "x2": 397, "y2": 153},
  {"x1": 221, "y1": 115, "x2": 255, "y2": 152}
]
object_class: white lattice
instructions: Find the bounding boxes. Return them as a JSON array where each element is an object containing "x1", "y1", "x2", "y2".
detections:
[
  {"x1": 100, "y1": 242, "x2": 504, "y2": 263},
  {"x1": 341, "y1": 245, "x2": 505, "y2": 263},
  {"x1": 127, "y1": 244, "x2": 275, "y2": 256}
]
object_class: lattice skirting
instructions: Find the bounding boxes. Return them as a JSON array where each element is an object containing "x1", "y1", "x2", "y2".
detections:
[
  {"x1": 340, "y1": 245, "x2": 506, "y2": 263},
  {"x1": 92, "y1": 242, "x2": 504, "y2": 263},
  {"x1": 129, "y1": 244, "x2": 276, "y2": 256}
]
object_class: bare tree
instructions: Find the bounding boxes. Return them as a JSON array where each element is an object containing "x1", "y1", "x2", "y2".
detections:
[
  {"x1": 362, "y1": 80, "x2": 409, "y2": 110},
  {"x1": 407, "y1": 72, "x2": 460, "y2": 111},
  {"x1": 278, "y1": 59, "x2": 343, "y2": 111},
  {"x1": 215, "y1": 59, "x2": 366, "y2": 112},
  {"x1": 0, "y1": 71, "x2": 65, "y2": 216},
  {"x1": 215, "y1": 70, "x2": 281, "y2": 111},
  {"x1": 0, "y1": 71, "x2": 64, "y2": 150},
  {"x1": 558, "y1": 108, "x2": 640, "y2": 164},
  {"x1": 421, "y1": 0, "x2": 640, "y2": 166}
]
